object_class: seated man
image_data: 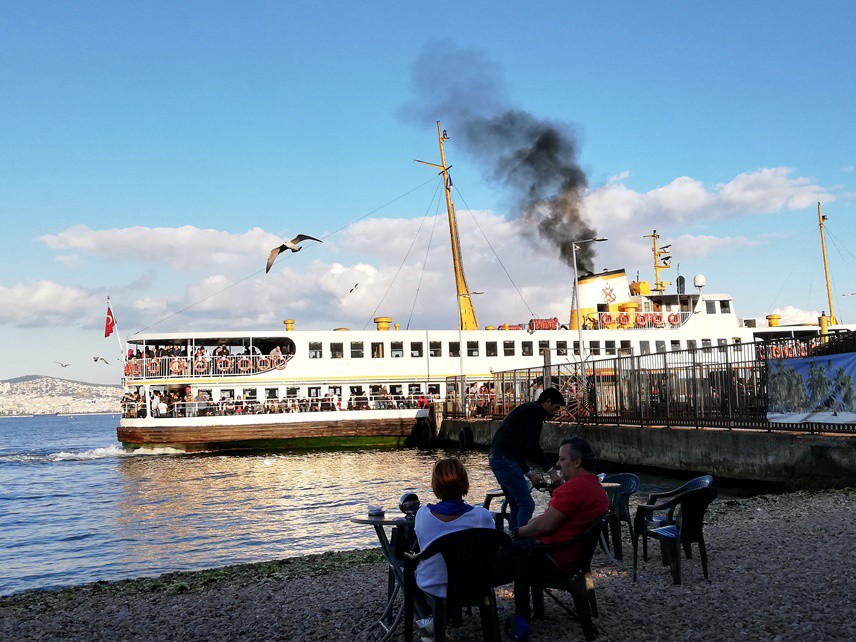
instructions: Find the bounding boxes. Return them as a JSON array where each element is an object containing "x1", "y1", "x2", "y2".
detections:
[{"x1": 494, "y1": 437, "x2": 609, "y2": 641}]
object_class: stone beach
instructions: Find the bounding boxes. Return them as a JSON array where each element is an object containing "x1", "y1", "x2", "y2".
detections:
[{"x1": 1, "y1": 489, "x2": 853, "y2": 641}]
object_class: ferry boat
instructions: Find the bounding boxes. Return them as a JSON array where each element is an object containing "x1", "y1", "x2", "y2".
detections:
[{"x1": 117, "y1": 125, "x2": 853, "y2": 451}]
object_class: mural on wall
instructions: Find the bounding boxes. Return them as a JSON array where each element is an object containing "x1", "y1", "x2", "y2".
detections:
[{"x1": 767, "y1": 352, "x2": 856, "y2": 424}]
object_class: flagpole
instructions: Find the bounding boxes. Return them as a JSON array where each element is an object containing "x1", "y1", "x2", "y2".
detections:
[{"x1": 108, "y1": 296, "x2": 125, "y2": 359}]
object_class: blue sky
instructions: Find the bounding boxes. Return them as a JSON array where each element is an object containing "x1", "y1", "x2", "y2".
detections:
[{"x1": 2, "y1": 2, "x2": 855, "y2": 384}]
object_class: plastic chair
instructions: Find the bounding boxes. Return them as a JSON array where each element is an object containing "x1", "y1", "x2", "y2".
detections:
[
  {"x1": 637, "y1": 474, "x2": 713, "y2": 561},
  {"x1": 632, "y1": 486, "x2": 718, "y2": 584},
  {"x1": 600, "y1": 473, "x2": 640, "y2": 560},
  {"x1": 403, "y1": 528, "x2": 512, "y2": 642},
  {"x1": 527, "y1": 515, "x2": 607, "y2": 641}
]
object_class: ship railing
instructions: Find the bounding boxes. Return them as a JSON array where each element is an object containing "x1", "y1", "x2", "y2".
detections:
[
  {"x1": 124, "y1": 354, "x2": 294, "y2": 379},
  {"x1": 121, "y1": 394, "x2": 438, "y2": 419},
  {"x1": 592, "y1": 310, "x2": 692, "y2": 330}
]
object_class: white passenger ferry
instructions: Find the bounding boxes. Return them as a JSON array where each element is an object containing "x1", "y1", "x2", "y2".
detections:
[{"x1": 118, "y1": 125, "x2": 851, "y2": 451}]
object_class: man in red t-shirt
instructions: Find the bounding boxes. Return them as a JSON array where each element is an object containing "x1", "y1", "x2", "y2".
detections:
[{"x1": 494, "y1": 437, "x2": 608, "y2": 641}]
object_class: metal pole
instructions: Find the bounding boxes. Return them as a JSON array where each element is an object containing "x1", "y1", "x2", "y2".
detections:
[{"x1": 572, "y1": 242, "x2": 586, "y2": 389}]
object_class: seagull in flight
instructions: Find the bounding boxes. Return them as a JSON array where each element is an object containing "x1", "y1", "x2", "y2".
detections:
[
  {"x1": 266, "y1": 234, "x2": 323, "y2": 273},
  {"x1": 55, "y1": 361, "x2": 71, "y2": 368},
  {"x1": 93, "y1": 356, "x2": 109, "y2": 364},
  {"x1": 349, "y1": 283, "x2": 359, "y2": 293}
]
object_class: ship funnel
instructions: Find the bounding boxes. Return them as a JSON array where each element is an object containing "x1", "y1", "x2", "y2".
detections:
[
  {"x1": 374, "y1": 317, "x2": 392, "y2": 331},
  {"x1": 283, "y1": 319, "x2": 295, "y2": 331},
  {"x1": 766, "y1": 314, "x2": 781, "y2": 328}
]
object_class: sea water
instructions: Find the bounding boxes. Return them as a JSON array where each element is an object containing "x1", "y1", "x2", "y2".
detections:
[{"x1": 0, "y1": 414, "x2": 760, "y2": 596}]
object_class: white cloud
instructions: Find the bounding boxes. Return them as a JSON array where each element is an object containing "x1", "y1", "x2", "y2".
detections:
[
  {"x1": 770, "y1": 305, "x2": 822, "y2": 325},
  {"x1": 0, "y1": 281, "x2": 102, "y2": 327},
  {"x1": 842, "y1": 166, "x2": 854, "y2": 173},
  {"x1": 37, "y1": 225, "x2": 287, "y2": 271}
]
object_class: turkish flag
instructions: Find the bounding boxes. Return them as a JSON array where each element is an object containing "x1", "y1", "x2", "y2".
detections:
[{"x1": 105, "y1": 306, "x2": 116, "y2": 338}]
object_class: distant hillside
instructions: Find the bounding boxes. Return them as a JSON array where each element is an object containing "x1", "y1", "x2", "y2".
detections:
[{"x1": 0, "y1": 376, "x2": 121, "y2": 415}]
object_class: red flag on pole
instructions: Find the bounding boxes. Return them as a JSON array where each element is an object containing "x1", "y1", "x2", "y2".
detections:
[{"x1": 105, "y1": 306, "x2": 116, "y2": 338}]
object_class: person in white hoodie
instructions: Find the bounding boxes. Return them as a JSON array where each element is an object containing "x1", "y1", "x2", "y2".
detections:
[{"x1": 414, "y1": 457, "x2": 495, "y2": 598}]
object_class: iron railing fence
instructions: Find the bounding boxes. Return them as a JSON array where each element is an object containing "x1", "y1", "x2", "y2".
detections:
[{"x1": 444, "y1": 332, "x2": 856, "y2": 435}]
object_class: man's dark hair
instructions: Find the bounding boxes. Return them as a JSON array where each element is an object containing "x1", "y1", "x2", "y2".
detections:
[
  {"x1": 536, "y1": 387, "x2": 565, "y2": 406},
  {"x1": 560, "y1": 436, "x2": 597, "y2": 471}
]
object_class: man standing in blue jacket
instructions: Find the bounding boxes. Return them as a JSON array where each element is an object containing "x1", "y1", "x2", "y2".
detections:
[{"x1": 488, "y1": 387, "x2": 565, "y2": 529}]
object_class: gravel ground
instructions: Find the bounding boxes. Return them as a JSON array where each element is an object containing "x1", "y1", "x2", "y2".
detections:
[{"x1": 1, "y1": 489, "x2": 854, "y2": 641}]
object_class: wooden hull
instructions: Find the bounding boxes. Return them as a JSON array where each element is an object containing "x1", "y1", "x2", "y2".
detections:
[{"x1": 117, "y1": 409, "x2": 434, "y2": 452}]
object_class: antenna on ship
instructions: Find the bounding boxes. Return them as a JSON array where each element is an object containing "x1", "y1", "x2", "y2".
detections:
[
  {"x1": 644, "y1": 229, "x2": 672, "y2": 294},
  {"x1": 818, "y1": 202, "x2": 838, "y2": 325},
  {"x1": 414, "y1": 122, "x2": 479, "y2": 331}
]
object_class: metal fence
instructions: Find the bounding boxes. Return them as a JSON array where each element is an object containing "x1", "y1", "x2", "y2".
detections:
[{"x1": 445, "y1": 331, "x2": 856, "y2": 435}]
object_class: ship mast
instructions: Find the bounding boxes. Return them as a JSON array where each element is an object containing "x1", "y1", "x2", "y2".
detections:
[
  {"x1": 644, "y1": 229, "x2": 672, "y2": 294},
  {"x1": 818, "y1": 202, "x2": 838, "y2": 324},
  {"x1": 415, "y1": 121, "x2": 479, "y2": 331}
]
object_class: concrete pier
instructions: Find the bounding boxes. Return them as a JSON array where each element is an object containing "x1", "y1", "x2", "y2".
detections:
[{"x1": 442, "y1": 419, "x2": 856, "y2": 489}]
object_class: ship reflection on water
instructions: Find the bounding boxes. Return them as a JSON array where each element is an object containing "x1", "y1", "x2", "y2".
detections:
[{"x1": 113, "y1": 449, "x2": 532, "y2": 574}]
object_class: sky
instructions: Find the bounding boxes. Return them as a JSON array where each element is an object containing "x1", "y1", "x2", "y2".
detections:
[{"x1": 2, "y1": 1, "x2": 856, "y2": 385}]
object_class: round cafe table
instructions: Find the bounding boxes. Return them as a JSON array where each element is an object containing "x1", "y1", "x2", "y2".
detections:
[{"x1": 351, "y1": 514, "x2": 426, "y2": 641}]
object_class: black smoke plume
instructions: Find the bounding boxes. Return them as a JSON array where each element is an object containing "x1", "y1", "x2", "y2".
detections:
[{"x1": 401, "y1": 41, "x2": 598, "y2": 272}]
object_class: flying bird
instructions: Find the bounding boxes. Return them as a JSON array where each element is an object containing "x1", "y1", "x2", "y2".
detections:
[
  {"x1": 93, "y1": 356, "x2": 109, "y2": 364},
  {"x1": 55, "y1": 361, "x2": 71, "y2": 368},
  {"x1": 349, "y1": 283, "x2": 359, "y2": 293},
  {"x1": 265, "y1": 234, "x2": 323, "y2": 273}
]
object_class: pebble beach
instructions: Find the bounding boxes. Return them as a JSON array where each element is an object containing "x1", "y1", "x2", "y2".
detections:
[{"x1": 1, "y1": 489, "x2": 853, "y2": 641}]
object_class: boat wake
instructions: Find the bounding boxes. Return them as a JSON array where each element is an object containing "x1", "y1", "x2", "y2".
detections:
[{"x1": 0, "y1": 445, "x2": 189, "y2": 464}]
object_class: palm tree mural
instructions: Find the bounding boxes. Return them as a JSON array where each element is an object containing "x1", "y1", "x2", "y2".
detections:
[
  {"x1": 769, "y1": 353, "x2": 856, "y2": 418},
  {"x1": 833, "y1": 366, "x2": 856, "y2": 414}
]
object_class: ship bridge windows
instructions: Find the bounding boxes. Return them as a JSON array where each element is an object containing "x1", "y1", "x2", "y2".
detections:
[
  {"x1": 705, "y1": 301, "x2": 717, "y2": 314},
  {"x1": 351, "y1": 341, "x2": 364, "y2": 358},
  {"x1": 449, "y1": 341, "x2": 460, "y2": 357},
  {"x1": 670, "y1": 340, "x2": 681, "y2": 351},
  {"x1": 557, "y1": 341, "x2": 567, "y2": 356},
  {"x1": 687, "y1": 340, "x2": 697, "y2": 351},
  {"x1": 331, "y1": 343, "x2": 344, "y2": 359},
  {"x1": 522, "y1": 341, "x2": 533, "y2": 356},
  {"x1": 605, "y1": 340, "x2": 616, "y2": 355},
  {"x1": 620, "y1": 340, "x2": 632, "y2": 356},
  {"x1": 242, "y1": 388, "x2": 257, "y2": 402},
  {"x1": 309, "y1": 342, "x2": 323, "y2": 359},
  {"x1": 411, "y1": 342, "x2": 423, "y2": 357},
  {"x1": 573, "y1": 341, "x2": 580, "y2": 355},
  {"x1": 640, "y1": 340, "x2": 651, "y2": 355},
  {"x1": 538, "y1": 340, "x2": 550, "y2": 355},
  {"x1": 265, "y1": 388, "x2": 278, "y2": 400},
  {"x1": 656, "y1": 341, "x2": 666, "y2": 353},
  {"x1": 429, "y1": 341, "x2": 442, "y2": 357},
  {"x1": 391, "y1": 341, "x2": 404, "y2": 358},
  {"x1": 504, "y1": 341, "x2": 515, "y2": 357},
  {"x1": 702, "y1": 339, "x2": 712, "y2": 353},
  {"x1": 720, "y1": 300, "x2": 731, "y2": 313},
  {"x1": 590, "y1": 341, "x2": 601, "y2": 356},
  {"x1": 371, "y1": 342, "x2": 384, "y2": 358},
  {"x1": 467, "y1": 341, "x2": 479, "y2": 357},
  {"x1": 717, "y1": 338, "x2": 728, "y2": 353},
  {"x1": 486, "y1": 341, "x2": 498, "y2": 357}
]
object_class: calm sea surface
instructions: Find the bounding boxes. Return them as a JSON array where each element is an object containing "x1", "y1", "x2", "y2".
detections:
[{"x1": 0, "y1": 415, "x2": 762, "y2": 596}]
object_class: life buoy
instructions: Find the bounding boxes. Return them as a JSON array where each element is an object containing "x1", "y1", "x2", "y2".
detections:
[
  {"x1": 274, "y1": 356, "x2": 287, "y2": 370},
  {"x1": 600, "y1": 312, "x2": 613, "y2": 326},
  {"x1": 194, "y1": 358, "x2": 208, "y2": 374},
  {"x1": 147, "y1": 359, "x2": 160, "y2": 375},
  {"x1": 771, "y1": 345, "x2": 783, "y2": 359},
  {"x1": 652, "y1": 313, "x2": 664, "y2": 326},
  {"x1": 618, "y1": 312, "x2": 629, "y2": 325},
  {"x1": 784, "y1": 345, "x2": 795, "y2": 359},
  {"x1": 257, "y1": 356, "x2": 271, "y2": 371},
  {"x1": 237, "y1": 357, "x2": 252, "y2": 373},
  {"x1": 756, "y1": 345, "x2": 766, "y2": 361},
  {"x1": 635, "y1": 313, "x2": 648, "y2": 327},
  {"x1": 131, "y1": 361, "x2": 141, "y2": 376},
  {"x1": 216, "y1": 357, "x2": 231, "y2": 373},
  {"x1": 667, "y1": 313, "x2": 680, "y2": 326},
  {"x1": 170, "y1": 358, "x2": 185, "y2": 375},
  {"x1": 798, "y1": 344, "x2": 808, "y2": 358},
  {"x1": 124, "y1": 362, "x2": 132, "y2": 376}
]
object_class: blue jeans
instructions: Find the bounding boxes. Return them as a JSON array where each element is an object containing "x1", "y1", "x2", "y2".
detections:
[{"x1": 489, "y1": 455, "x2": 534, "y2": 529}]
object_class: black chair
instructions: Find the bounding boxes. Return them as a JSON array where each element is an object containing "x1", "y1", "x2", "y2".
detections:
[
  {"x1": 527, "y1": 515, "x2": 607, "y2": 641},
  {"x1": 403, "y1": 528, "x2": 512, "y2": 642},
  {"x1": 638, "y1": 474, "x2": 713, "y2": 561},
  {"x1": 601, "y1": 473, "x2": 640, "y2": 560},
  {"x1": 632, "y1": 486, "x2": 718, "y2": 584}
]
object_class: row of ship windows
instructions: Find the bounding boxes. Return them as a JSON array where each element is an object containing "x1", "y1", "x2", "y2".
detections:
[
  {"x1": 199, "y1": 382, "x2": 443, "y2": 401},
  {"x1": 306, "y1": 337, "x2": 742, "y2": 359}
]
